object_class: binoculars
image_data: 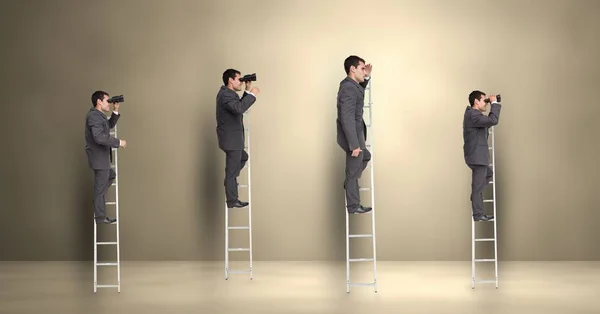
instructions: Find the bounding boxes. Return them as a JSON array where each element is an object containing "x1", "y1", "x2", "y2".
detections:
[
  {"x1": 484, "y1": 94, "x2": 501, "y2": 103},
  {"x1": 240, "y1": 73, "x2": 257, "y2": 82},
  {"x1": 108, "y1": 95, "x2": 124, "y2": 103}
]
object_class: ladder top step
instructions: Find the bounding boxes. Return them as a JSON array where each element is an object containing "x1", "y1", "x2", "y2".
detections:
[
  {"x1": 228, "y1": 226, "x2": 250, "y2": 230},
  {"x1": 349, "y1": 234, "x2": 373, "y2": 238},
  {"x1": 227, "y1": 270, "x2": 251, "y2": 274},
  {"x1": 348, "y1": 282, "x2": 376, "y2": 287},
  {"x1": 97, "y1": 263, "x2": 118, "y2": 266},
  {"x1": 97, "y1": 242, "x2": 118, "y2": 245},
  {"x1": 349, "y1": 258, "x2": 374, "y2": 262},
  {"x1": 228, "y1": 248, "x2": 250, "y2": 252},
  {"x1": 474, "y1": 238, "x2": 495, "y2": 242},
  {"x1": 474, "y1": 279, "x2": 497, "y2": 284},
  {"x1": 474, "y1": 259, "x2": 496, "y2": 262}
]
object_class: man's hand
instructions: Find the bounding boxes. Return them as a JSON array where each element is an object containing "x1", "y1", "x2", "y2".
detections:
[
  {"x1": 365, "y1": 64, "x2": 372, "y2": 77},
  {"x1": 489, "y1": 95, "x2": 497, "y2": 103},
  {"x1": 351, "y1": 147, "x2": 362, "y2": 157},
  {"x1": 113, "y1": 102, "x2": 120, "y2": 111},
  {"x1": 119, "y1": 139, "x2": 127, "y2": 148},
  {"x1": 250, "y1": 87, "x2": 260, "y2": 95}
]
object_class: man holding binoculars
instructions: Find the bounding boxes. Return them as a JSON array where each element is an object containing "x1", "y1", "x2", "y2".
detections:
[
  {"x1": 216, "y1": 69, "x2": 260, "y2": 208},
  {"x1": 84, "y1": 91, "x2": 127, "y2": 224},
  {"x1": 463, "y1": 91, "x2": 502, "y2": 222}
]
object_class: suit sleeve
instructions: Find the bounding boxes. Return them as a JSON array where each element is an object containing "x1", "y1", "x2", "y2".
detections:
[
  {"x1": 339, "y1": 85, "x2": 359, "y2": 150},
  {"x1": 359, "y1": 77, "x2": 370, "y2": 89},
  {"x1": 108, "y1": 112, "x2": 120, "y2": 129},
  {"x1": 89, "y1": 114, "x2": 120, "y2": 148},
  {"x1": 223, "y1": 91, "x2": 256, "y2": 115},
  {"x1": 470, "y1": 103, "x2": 501, "y2": 127}
]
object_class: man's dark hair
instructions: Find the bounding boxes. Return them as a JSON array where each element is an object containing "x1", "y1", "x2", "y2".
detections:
[
  {"x1": 469, "y1": 90, "x2": 486, "y2": 107},
  {"x1": 344, "y1": 55, "x2": 365, "y2": 74},
  {"x1": 222, "y1": 69, "x2": 241, "y2": 86},
  {"x1": 91, "y1": 90, "x2": 109, "y2": 107}
]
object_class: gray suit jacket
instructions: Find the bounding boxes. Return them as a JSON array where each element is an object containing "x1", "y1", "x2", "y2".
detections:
[
  {"x1": 85, "y1": 108, "x2": 121, "y2": 170},
  {"x1": 336, "y1": 77, "x2": 370, "y2": 151},
  {"x1": 216, "y1": 85, "x2": 256, "y2": 151},
  {"x1": 463, "y1": 103, "x2": 501, "y2": 166}
]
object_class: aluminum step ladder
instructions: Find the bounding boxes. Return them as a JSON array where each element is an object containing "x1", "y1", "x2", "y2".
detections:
[
  {"x1": 345, "y1": 79, "x2": 378, "y2": 293},
  {"x1": 471, "y1": 126, "x2": 498, "y2": 289},
  {"x1": 225, "y1": 109, "x2": 253, "y2": 280},
  {"x1": 94, "y1": 123, "x2": 121, "y2": 293}
]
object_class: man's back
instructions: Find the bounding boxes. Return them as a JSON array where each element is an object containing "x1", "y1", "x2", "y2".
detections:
[
  {"x1": 215, "y1": 85, "x2": 255, "y2": 151},
  {"x1": 462, "y1": 104, "x2": 501, "y2": 166},
  {"x1": 85, "y1": 109, "x2": 119, "y2": 169},
  {"x1": 336, "y1": 77, "x2": 367, "y2": 151}
]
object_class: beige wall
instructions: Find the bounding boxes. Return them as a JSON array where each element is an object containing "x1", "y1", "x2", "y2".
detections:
[{"x1": 1, "y1": 0, "x2": 599, "y2": 261}]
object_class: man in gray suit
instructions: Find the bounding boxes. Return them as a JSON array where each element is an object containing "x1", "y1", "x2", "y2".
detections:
[
  {"x1": 463, "y1": 90, "x2": 501, "y2": 221},
  {"x1": 85, "y1": 91, "x2": 127, "y2": 224},
  {"x1": 216, "y1": 69, "x2": 260, "y2": 208},
  {"x1": 336, "y1": 55, "x2": 373, "y2": 214}
]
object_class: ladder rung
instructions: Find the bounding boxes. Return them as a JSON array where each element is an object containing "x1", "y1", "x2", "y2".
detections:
[
  {"x1": 238, "y1": 185, "x2": 248, "y2": 188},
  {"x1": 227, "y1": 270, "x2": 251, "y2": 274},
  {"x1": 96, "y1": 285, "x2": 119, "y2": 288},
  {"x1": 474, "y1": 238, "x2": 495, "y2": 242},
  {"x1": 349, "y1": 234, "x2": 373, "y2": 238},
  {"x1": 228, "y1": 226, "x2": 250, "y2": 230},
  {"x1": 359, "y1": 187, "x2": 371, "y2": 191},
  {"x1": 483, "y1": 199, "x2": 494, "y2": 203},
  {"x1": 349, "y1": 258, "x2": 374, "y2": 262},
  {"x1": 488, "y1": 147, "x2": 492, "y2": 150},
  {"x1": 366, "y1": 124, "x2": 371, "y2": 127},
  {"x1": 364, "y1": 105, "x2": 371, "y2": 108},
  {"x1": 474, "y1": 259, "x2": 496, "y2": 262},
  {"x1": 97, "y1": 263, "x2": 118, "y2": 266},
  {"x1": 97, "y1": 242, "x2": 118, "y2": 245},
  {"x1": 228, "y1": 248, "x2": 250, "y2": 252},
  {"x1": 475, "y1": 279, "x2": 496, "y2": 284},
  {"x1": 349, "y1": 282, "x2": 376, "y2": 287},
  {"x1": 488, "y1": 181, "x2": 494, "y2": 184},
  {"x1": 105, "y1": 202, "x2": 116, "y2": 205}
]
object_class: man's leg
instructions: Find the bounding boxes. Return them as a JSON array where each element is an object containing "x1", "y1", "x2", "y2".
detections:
[
  {"x1": 224, "y1": 150, "x2": 243, "y2": 206},
  {"x1": 107, "y1": 168, "x2": 116, "y2": 188},
  {"x1": 93, "y1": 169, "x2": 110, "y2": 222},
  {"x1": 344, "y1": 150, "x2": 366, "y2": 211},
  {"x1": 486, "y1": 166, "x2": 494, "y2": 185},
  {"x1": 469, "y1": 164, "x2": 489, "y2": 220},
  {"x1": 358, "y1": 148, "x2": 371, "y2": 178}
]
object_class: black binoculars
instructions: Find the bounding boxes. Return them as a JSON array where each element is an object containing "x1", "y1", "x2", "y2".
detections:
[
  {"x1": 484, "y1": 94, "x2": 501, "y2": 103},
  {"x1": 240, "y1": 73, "x2": 257, "y2": 82},
  {"x1": 108, "y1": 95, "x2": 124, "y2": 103}
]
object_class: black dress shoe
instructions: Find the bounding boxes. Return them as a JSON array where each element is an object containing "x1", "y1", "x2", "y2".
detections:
[
  {"x1": 96, "y1": 217, "x2": 117, "y2": 224},
  {"x1": 228, "y1": 200, "x2": 249, "y2": 208},
  {"x1": 348, "y1": 205, "x2": 372, "y2": 214},
  {"x1": 474, "y1": 214, "x2": 494, "y2": 222}
]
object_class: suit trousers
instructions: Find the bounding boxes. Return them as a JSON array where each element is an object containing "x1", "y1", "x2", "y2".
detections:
[
  {"x1": 344, "y1": 148, "x2": 371, "y2": 211},
  {"x1": 93, "y1": 168, "x2": 116, "y2": 220},
  {"x1": 468, "y1": 164, "x2": 493, "y2": 219},
  {"x1": 224, "y1": 149, "x2": 249, "y2": 204}
]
